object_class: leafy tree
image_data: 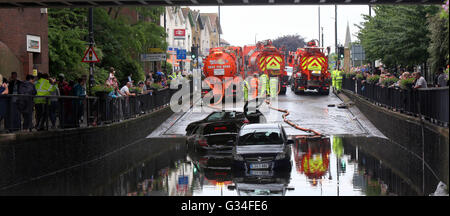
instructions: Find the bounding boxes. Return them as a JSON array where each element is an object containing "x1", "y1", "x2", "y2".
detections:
[
  {"x1": 427, "y1": 12, "x2": 449, "y2": 75},
  {"x1": 356, "y1": 5, "x2": 439, "y2": 69},
  {"x1": 48, "y1": 8, "x2": 89, "y2": 81},
  {"x1": 272, "y1": 34, "x2": 306, "y2": 52}
]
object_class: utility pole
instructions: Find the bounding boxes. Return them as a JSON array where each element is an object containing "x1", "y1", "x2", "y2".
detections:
[
  {"x1": 321, "y1": 27, "x2": 324, "y2": 48},
  {"x1": 318, "y1": 6, "x2": 321, "y2": 46},
  {"x1": 218, "y1": 5, "x2": 221, "y2": 47},
  {"x1": 164, "y1": 7, "x2": 167, "y2": 72},
  {"x1": 335, "y1": 5, "x2": 338, "y2": 69},
  {"x1": 88, "y1": 8, "x2": 94, "y2": 94}
]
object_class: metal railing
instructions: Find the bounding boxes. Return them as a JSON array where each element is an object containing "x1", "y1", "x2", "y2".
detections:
[
  {"x1": 0, "y1": 87, "x2": 181, "y2": 133},
  {"x1": 342, "y1": 78, "x2": 449, "y2": 126}
]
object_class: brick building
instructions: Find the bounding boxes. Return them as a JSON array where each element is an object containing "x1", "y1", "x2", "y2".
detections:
[{"x1": 0, "y1": 8, "x2": 48, "y2": 80}]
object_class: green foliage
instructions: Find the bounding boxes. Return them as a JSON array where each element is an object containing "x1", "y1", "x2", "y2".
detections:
[
  {"x1": 162, "y1": 62, "x2": 173, "y2": 75},
  {"x1": 271, "y1": 34, "x2": 306, "y2": 52},
  {"x1": 91, "y1": 84, "x2": 113, "y2": 95},
  {"x1": 48, "y1": 8, "x2": 89, "y2": 81},
  {"x1": 150, "y1": 83, "x2": 163, "y2": 90},
  {"x1": 366, "y1": 75, "x2": 380, "y2": 84},
  {"x1": 344, "y1": 72, "x2": 356, "y2": 79},
  {"x1": 356, "y1": 73, "x2": 364, "y2": 80},
  {"x1": 356, "y1": 5, "x2": 439, "y2": 68},
  {"x1": 48, "y1": 7, "x2": 167, "y2": 84},
  {"x1": 381, "y1": 77, "x2": 399, "y2": 87},
  {"x1": 427, "y1": 12, "x2": 449, "y2": 75},
  {"x1": 400, "y1": 77, "x2": 416, "y2": 90}
]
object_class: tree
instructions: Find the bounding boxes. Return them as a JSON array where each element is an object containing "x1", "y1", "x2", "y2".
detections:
[
  {"x1": 427, "y1": 11, "x2": 449, "y2": 75},
  {"x1": 356, "y1": 5, "x2": 439, "y2": 69},
  {"x1": 272, "y1": 34, "x2": 306, "y2": 52}
]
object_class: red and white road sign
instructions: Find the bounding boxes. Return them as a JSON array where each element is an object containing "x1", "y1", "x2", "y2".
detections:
[
  {"x1": 82, "y1": 47, "x2": 100, "y2": 63},
  {"x1": 174, "y1": 29, "x2": 186, "y2": 40}
]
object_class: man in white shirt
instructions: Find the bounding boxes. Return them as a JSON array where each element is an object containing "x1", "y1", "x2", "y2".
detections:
[
  {"x1": 120, "y1": 82, "x2": 136, "y2": 96},
  {"x1": 413, "y1": 72, "x2": 427, "y2": 89}
]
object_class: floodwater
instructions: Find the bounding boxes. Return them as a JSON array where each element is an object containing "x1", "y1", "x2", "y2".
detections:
[
  {"x1": 0, "y1": 90, "x2": 440, "y2": 196},
  {"x1": 0, "y1": 135, "x2": 436, "y2": 196}
]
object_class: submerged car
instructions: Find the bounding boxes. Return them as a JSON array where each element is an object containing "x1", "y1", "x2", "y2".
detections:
[
  {"x1": 232, "y1": 123, "x2": 293, "y2": 172},
  {"x1": 186, "y1": 111, "x2": 248, "y2": 135},
  {"x1": 186, "y1": 121, "x2": 240, "y2": 151}
]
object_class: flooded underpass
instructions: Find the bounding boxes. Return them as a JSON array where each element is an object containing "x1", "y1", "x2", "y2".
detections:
[
  {"x1": 0, "y1": 136, "x2": 436, "y2": 196},
  {"x1": 0, "y1": 90, "x2": 444, "y2": 196}
]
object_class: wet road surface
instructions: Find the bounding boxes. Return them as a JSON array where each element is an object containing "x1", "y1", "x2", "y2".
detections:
[{"x1": 1, "y1": 88, "x2": 438, "y2": 196}]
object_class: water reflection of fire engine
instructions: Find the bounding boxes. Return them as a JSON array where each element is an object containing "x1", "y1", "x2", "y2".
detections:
[{"x1": 293, "y1": 137, "x2": 331, "y2": 186}]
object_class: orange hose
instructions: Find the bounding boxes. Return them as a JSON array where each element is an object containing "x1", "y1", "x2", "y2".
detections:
[{"x1": 265, "y1": 99, "x2": 322, "y2": 137}]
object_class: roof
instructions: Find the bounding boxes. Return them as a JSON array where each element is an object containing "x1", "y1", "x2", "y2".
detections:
[{"x1": 242, "y1": 123, "x2": 282, "y2": 130}]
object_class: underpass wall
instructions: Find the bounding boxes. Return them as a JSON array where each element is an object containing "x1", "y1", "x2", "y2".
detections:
[
  {"x1": 0, "y1": 106, "x2": 175, "y2": 190},
  {"x1": 341, "y1": 89, "x2": 449, "y2": 190}
]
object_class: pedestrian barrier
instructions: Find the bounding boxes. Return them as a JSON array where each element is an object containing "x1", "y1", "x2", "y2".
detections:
[
  {"x1": 0, "y1": 83, "x2": 193, "y2": 133},
  {"x1": 342, "y1": 78, "x2": 449, "y2": 126}
]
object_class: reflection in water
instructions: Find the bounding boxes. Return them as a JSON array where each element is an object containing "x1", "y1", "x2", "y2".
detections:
[{"x1": 0, "y1": 136, "x2": 429, "y2": 196}]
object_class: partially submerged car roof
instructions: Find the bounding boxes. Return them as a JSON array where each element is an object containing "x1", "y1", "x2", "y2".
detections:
[{"x1": 241, "y1": 123, "x2": 281, "y2": 130}]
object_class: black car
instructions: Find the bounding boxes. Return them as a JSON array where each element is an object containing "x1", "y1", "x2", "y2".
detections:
[
  {"x1": 232, "y1": 123, "x2": 293, "y2": 172},
  {"x1": 186, "y1": 111, "x2": 248, "y2": 135},
  {"x1": 186, "y1": 121, "x2": 240, "y2": 151}
]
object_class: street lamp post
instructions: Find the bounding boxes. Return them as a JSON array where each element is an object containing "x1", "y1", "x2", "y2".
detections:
[{"x1": 88, "y1": 8, "x2": 95, "y2": 94}]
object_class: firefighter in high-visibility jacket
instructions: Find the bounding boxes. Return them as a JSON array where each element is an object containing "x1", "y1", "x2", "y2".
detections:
[
  {"x1": 331, "y1": 68, "x2": 337, "y2": 89},
  {"x1": 269, "y1": 75, "x2": 279, "y2": 98},
  {"x1": 335, "y1": 69, "x2": 343, "y2": 92},
  {"x1": 259, "y1": 73, "x2": 270, "y2": 97},
  {"x1": 34, "y1": 74, "x2": 55, "y2": 130},
  {"x1": 249, "y1": 72, "x2": 259, "y2": 100},
  {"x1": 242, "y1": 79, "x2": 250, "y2": 102},
  {"x1": 168, "y1": 71, "x2": 178, "y2": 80}
]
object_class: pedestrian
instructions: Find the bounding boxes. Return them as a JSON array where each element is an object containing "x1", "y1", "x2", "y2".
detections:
[
  {"x1": 6, "y1": 71, "x2": 22, "y2": 131},
  {"x1": 49, "y1": 77, "x2": 60, "y2": 129},
  {"x1": 17, "y1": 74, "x2": 37, "y2": 131},
  {"x1": 0, "y1": 75, "x2": 9, "y2": 129},
  {"x1": 73, "y1": 77, "x2": 87, "y2": 126},
  {"x1": 435, "y1": 68, "x2": 448, "y2": 87},
  {"x1": 34, "y1": 73, "x2": 54, "y2": 130},
  {"x1": 120, "y1": 81, "x2": 136, "y2": 97},
  {"x1": 413, "y1": 72, "x2": 427, "y2": 89},
  {"x1": 62, "y1": 80, "x2": 75, "y2": 128}
]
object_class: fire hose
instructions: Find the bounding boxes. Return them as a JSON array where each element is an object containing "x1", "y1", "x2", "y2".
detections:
[{"x1": 264, "y1": 98, "x2": 323, "y2": 138}]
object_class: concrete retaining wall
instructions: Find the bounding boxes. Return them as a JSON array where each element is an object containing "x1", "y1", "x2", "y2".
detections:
[
  {"x1": 341, "y1": 89, "x2": 449, "y2": 188},
  {"x1": 0, "y1": 106, "x2": 174, "y2": 189}
]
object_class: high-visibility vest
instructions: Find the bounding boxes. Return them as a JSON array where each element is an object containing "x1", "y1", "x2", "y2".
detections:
[
  {"x1": 269, "y1": 78, "x2": 278, "y2": 98},
  {"x1": 331, "y1": 70, "x2": 337, "y2": 86},
  {"x1": 250, "y1": 77, "x2": 259, "y2": 99},
  {"x1": 242, "y1": 80, "x2": 250, "y2": 101},
  {"x1": 259, "y1": 74, "x2": 270, "y2": 97},
  {"x1": 335, "y1": 70, "x2": 343, "y2": 81},
  {"x1": 34, "y1": 78, "x2": 53, "y2": 104},
  {"x1": 168, "y1": 71, "x2": 177, "y2": 80}
]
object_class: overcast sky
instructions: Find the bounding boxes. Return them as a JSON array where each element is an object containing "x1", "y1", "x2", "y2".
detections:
[{"x1": 190, "y1": 5, "x2": 373, "y2": 53}]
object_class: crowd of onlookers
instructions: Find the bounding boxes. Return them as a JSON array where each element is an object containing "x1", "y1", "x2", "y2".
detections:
[
  {"x1": 0, "y1": 67, "x2": 182, "y2": 133},
  {"x1": 349, "y1": 64, "x2": 449, "y2": 89}
]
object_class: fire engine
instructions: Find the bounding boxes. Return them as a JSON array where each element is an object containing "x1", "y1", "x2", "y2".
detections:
[
  {"x1": 244, "y1": 40, "x2": 288, "y2": 95},
  {"x1": 290, "y1": 40, "x2": 331, "y2": 95},
  {"x1": 202, "y1": 46, "x2": 244, "y2": 100}
]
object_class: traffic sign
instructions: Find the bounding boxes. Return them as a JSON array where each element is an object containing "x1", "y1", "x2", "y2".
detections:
[
  {"x1": 140, "y1": 53, "x2": 166, "y2": 61},
  {"x1": 82, "y1": 47, "x2": 99, "y2": 63},
  {"x1": 148, "y1": 48, "x2": 164, "y2": 53},
  {"x1": 177, "y1": 49, "x2": 186, "y2": 60}
]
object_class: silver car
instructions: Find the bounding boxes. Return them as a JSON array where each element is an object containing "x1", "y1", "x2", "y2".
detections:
[{"x1": 232, "y1": 123, "x2": 293, "y2": 172}]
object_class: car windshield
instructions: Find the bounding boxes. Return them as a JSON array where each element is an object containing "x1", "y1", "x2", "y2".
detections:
[
  {"x1": 206, "y1": 112, "x2": 226, "y2": 121},
  {"x1": 238, "y1": 129, "x2": 283, "y2": 145}
]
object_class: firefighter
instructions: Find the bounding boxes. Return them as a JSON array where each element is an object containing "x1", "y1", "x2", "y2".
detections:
[
  {"x1": 269, "y1": 73, "x2": 279, "y2": 98},
  {"x1": 250, "y1": 72, "x2": 259, "y2": 100},
  {"x1": 335, "y1": 68, "x2": 343, "y2": 92},
  {"x1": 242, "y1": 79, "x2": 250, "y2": 102},
  {"x1": 259, "y1": 72, "x2": 270, "y2": 97},
  {"x1": 331, "y1": 67, "x2": 337, "y2": 89},
  {"x1": 168, "y1": 70, "x2": 178, "y2": 80},
  {"x1": 34, "y1": 73, "x2": 55, "y2": 130}
]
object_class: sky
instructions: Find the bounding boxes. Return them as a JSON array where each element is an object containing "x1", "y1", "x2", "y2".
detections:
[{"x1": 190, "y1": 5, "x2": 373, "y2": 53}]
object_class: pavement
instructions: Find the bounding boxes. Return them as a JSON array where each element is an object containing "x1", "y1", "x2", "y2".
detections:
[{"x1": 147, "y1": 87, "x2": 386, "y2": 138}]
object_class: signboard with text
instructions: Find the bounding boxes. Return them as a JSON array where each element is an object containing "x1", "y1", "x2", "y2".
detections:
[
  {"x1": 140, "y1": 53, "x2": 166, "y2": 62},
  {"x1": 174, "y1": 29, "x2": 186, "y2": 40}
]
